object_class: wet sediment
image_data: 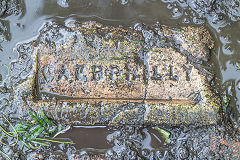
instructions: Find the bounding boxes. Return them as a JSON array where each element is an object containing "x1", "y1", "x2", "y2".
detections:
[
  {"x1": 0, "y1": 0, "x2": 239, "y2": 159},
  {"x1": 10, "y1": 21, "x2": 220, "y2": 126}
]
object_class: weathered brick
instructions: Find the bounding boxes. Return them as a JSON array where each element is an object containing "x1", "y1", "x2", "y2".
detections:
[{"x1": 11, "y1": 21, "x2": 221, "y2": 125}]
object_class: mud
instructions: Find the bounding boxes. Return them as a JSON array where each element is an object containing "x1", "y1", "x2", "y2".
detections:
[
  {"x1": 0, "y1": 0, "x2": 25, "y2": 18},
  {"x1": 0, "y1": 0, "x2": 240, "y2": 159},
  {"x1": 23, "y1": 125, "x2": 240, "y2": 160}
]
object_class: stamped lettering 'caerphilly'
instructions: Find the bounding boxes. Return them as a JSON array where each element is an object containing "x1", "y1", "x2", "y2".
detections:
[
  {"x1": 11, "y1": 21, "x2": 220, "y2": 125},
  {"x1": 38, "y1": 45, "x2": 204, "y2": 104}
]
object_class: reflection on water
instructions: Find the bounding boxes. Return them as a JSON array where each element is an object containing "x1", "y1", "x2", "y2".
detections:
[{"x1": 0, "y1": 0, "x2": 240, "y2": 159}]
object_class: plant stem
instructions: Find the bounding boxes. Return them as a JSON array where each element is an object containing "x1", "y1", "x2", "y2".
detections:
[
  {"x1": 32, "y1": 140, "x2": 50, "y2": 147},
  {"x1": 0, "y1": 150, "x2": 11, "y2": 160},
  {"x1": 35, "y1": 137, "x2": 74, "y2": 144},
  {"x1": 0, "y1": 125, "x2": 15, "y2": 137},
  {"x1": 3, "y1": 115, "x2": 18, "y2": 146}
]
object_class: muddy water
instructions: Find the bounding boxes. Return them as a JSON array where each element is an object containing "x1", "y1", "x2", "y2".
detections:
[{"x1": 0, "y1": 0, "x2": 240, "y2": 159}]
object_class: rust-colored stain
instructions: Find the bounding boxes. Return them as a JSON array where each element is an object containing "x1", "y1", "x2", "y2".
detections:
[{"x1": 210, "y1": 136, "x2": 240, "y2": 159}]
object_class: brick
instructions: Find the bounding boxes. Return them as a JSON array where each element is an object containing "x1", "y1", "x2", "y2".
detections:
[{"x1": 11, "y1": 21, "x2": 221, "y2": 125}]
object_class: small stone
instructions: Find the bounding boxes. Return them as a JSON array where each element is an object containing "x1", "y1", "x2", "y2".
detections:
[
  {"x1": 237, "y1": 81, "x2": 240, "y2": 90},
  {"x1": 57, "y1": 0, "x2": 69, "y2": 8},
  {"x1": 236, "y1": 62, "x2": 240, "y2": 69}
]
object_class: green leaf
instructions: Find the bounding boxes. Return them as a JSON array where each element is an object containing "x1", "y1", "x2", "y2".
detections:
[
  {"x1": 28, "y1": 142, "x2": 41, "y2": 149},
  {"x1": 32, "y1": 140, "x2": 50, "y2": 147},
  {"x1": 131, "y1": 40, "x2": 144, "y2": 43},
  {"x1": 0, "y1": 149, "x2": 11, "y2": 160},
  {"x1": 31, "y1": 127, "x2": 45, "y2": 140},
  {"x1": 39, "y1": 119, "x2": 46, "y2": 127},
  {"x1": 35, "y1": 137, "x2": 75, "y2": 144},
  {"x1": 223, "y1": 94, "x2": 230, "y2": 108},
  {"x1": 0, "y1": 125, "x2": 15, "y2": 137},
  {"x1": 155, "y1": 127, "x2": 171, "y2": 144},
  {"x1": 49, "y1": 127, "x2": 57, "y2": 135},
  {"x1": 142, "y1": 48, "x2": 162, "y2": 53},
  {"x1": 175, "y1": 28, "x2": 185, "y2": 33},
  {"x1": 165, "y1": 138, "x2": 171, "y2": 144},
  {"x1": 23, "y1": 133, "x2": 31, "y2": 141},
  {"x1": 14, "y1": 122, "x2": 33, "y2": 132},
  {"x1": 3, "y1": 115, "x2": 19, "y2": 146},
  {"x1": 0, "y1": 111, "x2": 74, "y2": 151},
  {"x1": 203, "y1": 69, "x2": 212, "y2": 75},
  {"x1": 29, "y1": 111, "x2": 40, "y2": 125},
  {"x1": 29, "y1": 125, "x2": 40, "y2": 133},
  {"x1": 41, "y1": 111, "x2": 55, "y2": 126},
  {"x1": 21, "y1": 140, "x2": 31, "y2": 149}
]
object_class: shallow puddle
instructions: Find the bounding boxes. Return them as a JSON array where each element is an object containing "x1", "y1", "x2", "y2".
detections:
[
  {"x1": 0, "y1": 0, "x2": 240, "y2": 159},
  {"x1": 59, "y1": 126, "x2": 113, "y2": 150}
]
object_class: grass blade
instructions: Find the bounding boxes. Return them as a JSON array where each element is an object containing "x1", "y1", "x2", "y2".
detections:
[
  {"x1": 3, "y1": 115, "x2": 18, "y2": 146},
  {"x1": 41, "y1": 111, "x2": 55, "y2": 126},
  {"x1": 29, "y1": 111, "x2": 41, "y2": 126},
  {"x1": 0, "y1": 140, "x2": 10, "y2": 146},
  {"x1": 0, "y1": 125, "x2": 15, "y2": 137},
  {"x1": 35, "y1": 137, "x2": 74, "y2": 144},
  {"x1": 0, "y1": 150, "x2": 11, "y2": 160},
  {"x1": 31, "y1": 127, "x2": 44, "y2": 140},
  {"x1": 28, "y1": 142, "x2": 41, "y2": 149},
  {"x1": 32, "y1": 140, "x2": 50, "y2": 147},
  {"x1": 21, "y1": 141, "x2": 31, "y2": 149}
]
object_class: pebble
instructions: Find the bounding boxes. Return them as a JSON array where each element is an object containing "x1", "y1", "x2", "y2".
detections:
[{"x1": 237, "y1": 81, "x2": 240, "y2": 90}]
